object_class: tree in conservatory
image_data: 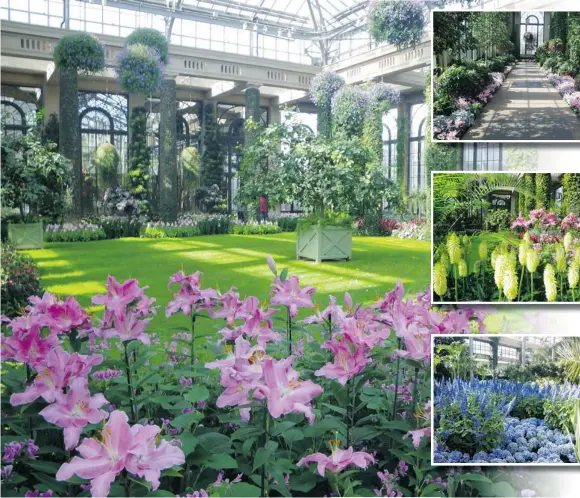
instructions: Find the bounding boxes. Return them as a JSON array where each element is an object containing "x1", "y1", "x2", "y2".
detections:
[
  {"x1": 127, "y1": 107, "x2": 151, "y2": 208},
  {"x1": 53, "y1": 34, "x2": 105, "y2": 215},
  {"x1": 470, "y1": 12, "x2": 512, "y2": 61}
]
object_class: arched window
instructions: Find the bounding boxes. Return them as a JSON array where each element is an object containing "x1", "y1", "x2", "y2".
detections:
[
  {"x1": 79, "y1": 92, "x2": 128, "y2": 213},
  {"x1": 520, "y1": 12, "x2": 544, "y2": 56},
  {"x1": 408, "y1": 103, "x2": 427, "y2": 193},
  {"x1": 1, "y1": 95, "x2": 37, "y2": 138},
  {"x1": 382, "y1": 108, "x2": 398, "y2": 182}
]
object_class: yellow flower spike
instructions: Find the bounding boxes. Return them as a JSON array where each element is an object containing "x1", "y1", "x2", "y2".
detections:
[
  {"x1": 494, "y1": 255, "x2": 507, "y2": 291},
  {"x1": 458, "y1": 259, "x2": 468, "y2": 278},
  {"x1": 433, "y1": 262, "x2": 448, "y2": 297},
  {"x1": 503, "y1": 267, "x2": 518, "y2": 301},
  {"x1": 544, "y1": 264, "x2": 557, "y2": 302},
  {"x1": 523, "y1": 232, "x2": 531, "y2": 242},
  {"x1": 526, "y1": 250, "x2": 540, "y2": 273},
  {"x1": 446, "y1": 233, "x2": 461, "y2": 265},
  {"x1": 564, "y1": 232, "x2": 573, "y2": 253},
  {"x1": 478, "y1": 241, "x2": 488, "y2": 261},
  {"x1": 439, "y1": 250, "x2": 450, "y2": 272},
  {"x1": 569, "y1": 263, "x2": 579, "y2": 290},
  {"x1": 491, "y1": 246, "x2": 499, "y2": 270},
  {"x1": 508, "y1": 250, "x2": 517, "y2": 271},
  {"x1": 518, "y1": 241, "x2": 529, "y2": 267},
  {"x1": 555, "y1": 245, "x2": 567, "y2": 273}
]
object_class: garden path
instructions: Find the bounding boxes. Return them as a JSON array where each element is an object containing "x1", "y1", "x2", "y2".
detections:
[{"x1": 462, "y1": 61, "x2": 580, "y2": 141}]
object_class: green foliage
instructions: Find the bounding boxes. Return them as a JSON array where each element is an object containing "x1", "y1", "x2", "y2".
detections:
[
  {"x1": 180, "y1": 147, "x2": 200, "y2": 211},
  {"x1": 43, "y1": 113, "x2": 59, "y2": 147},
  {"x1": 568, "y1": 13, "x2": 580, "y2": 67},
  {"x1": 535, "y1": 173, "x2": 552, "y2": 210},
  {"x1": 369, "y1": 0, "x2": 425, "y2": 48},
  {"x1": 544, "y1": 398, "x2": 575, "y2": 433},
  {"x1": 396, "y1": 117, "x2": 406, "y2": 196},
  {"x1": 433, "y1": 12, "x2": 476, "y2": 56},
  {"x1": 434, "y1": 341, "x2": 470, "y2": 380},
  {"x1": 128, "y1": 107, "x2": 151, "y2": 207},
  {"x1": 470, "y1": 12, "x2": 512, "y2": 60},
  {"x1": 95, "y1": 143, "x2": 120, "y2": 194},
  {"x1": 0, "y1": 244, "x2": 42, "y2": 318},
  {"x1": 436, "y1": 65, "x2": 489, "y2": 98},
  {"x1": 309, "y1": 72, "x2": 344, "y2": 138},
  {"x1": 331, "y1": 86, "x2": 368, "y2": 137},
  {"x1": 511, "y1": 395, "x2": 545, "y2": 420},
  {"x1": 438, "y1": 394, "x2": 505, "y2": 454},
  {"x1": 563, "y1": 173, "x2": 580, "y2": 215},
  {"x1": 199, "y1": 103, "x2": 225, "y2": 200},
  {"x1": 53, "y1": 33, "x2": 105, "y2": 73},
  {"x1": 126, "y1": 28, "x2": 169, "y2": 63},
  {"x1": 45, "y1": 224, "x2": 107, "y2": 243},
  {"x1": 231, "y1": 221, "x2": 281, "y2": 235},
  {"x1": 524, "y1": 173, "x2": 536, "y2": 214},
  {"x1": 1, "y1": 126, "x2": 72, "y2": 223},
  {"x1": 483, "y1": 209, "x2": 512, "y2": 232},
  {"x1": 297, "y1": 212, "x2": 352, "y2": 232},
  {"x1": 543, "y1": 55, "x2": 564, "y2": 72},
  {"x1": 550, "y1": 12, "x2": 568, "y2": 45}
]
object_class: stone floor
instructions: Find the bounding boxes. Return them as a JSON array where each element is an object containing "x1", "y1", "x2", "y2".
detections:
[{"x1": 462, "y1": 61, "x2": 580, "y2": 141}]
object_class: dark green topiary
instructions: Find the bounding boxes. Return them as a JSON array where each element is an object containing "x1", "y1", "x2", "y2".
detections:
[
  {"x1": 95, "y1": 143, "x2": 120, "y2": 195},
  {"x1": 244, "y1": 87, "x2": 261, "y2": 147},
  {"x1": 200, "y1": 102, "x2": 225, "y2": 192},
  {"x1": 563, "y1": 173, "x2": 580, "y2": 215},
  {"x1": 126, "y1": 28, "x2": 169, "y2": 63},
  {"x1": 535, "y1": 173, "x2": 552, "y2": 210},
  {"x1": 310, "y1": 72, "x2": 345, "y2": 138},
  {"x1": 53, "y1": 33, "x2": 105, "y2": 74},
  {"x1": 568, "y1": 13, "x2": 580, "y2": 67},
  {"x1": 524, "y1": 173, "x2": 536, "y2": 215},
  {"x1": 128, "y1": 107, "x2": 151, "y2": 205},
  {"x1": 159, "y1": 78, "x2": 178, "y2": 222}
]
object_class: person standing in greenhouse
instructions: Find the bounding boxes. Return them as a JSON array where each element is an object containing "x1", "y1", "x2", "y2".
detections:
[{"x1": 259, "y1": 195, "x2": 268, "y2": 222}]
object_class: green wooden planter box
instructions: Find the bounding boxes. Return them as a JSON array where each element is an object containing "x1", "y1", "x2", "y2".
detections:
[
  {"x1": 296, "y1": 225, "x2": 352, "y2": 263},
  {"x1": 8, "y1": 222, "x2": 44, "y2": 249}
]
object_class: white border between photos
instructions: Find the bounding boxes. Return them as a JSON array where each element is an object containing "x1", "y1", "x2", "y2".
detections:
[
  {"x1": 429, "y1": 170, "x2": 580, "y2": 305},
  {"x1": 429, "y1": 8, "x2": 580, "y2": 144},
  {"x1": 430, "y1": 333, "x2": 580, "y2": 467}
]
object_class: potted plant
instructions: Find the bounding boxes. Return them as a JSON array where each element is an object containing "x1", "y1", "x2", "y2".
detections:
[
  {"x1": 296, "y1": 212, "x2": 352, "y2": 263},
  {"x1": 1, "y1": 125, "x2": 72, "y2": 249}
]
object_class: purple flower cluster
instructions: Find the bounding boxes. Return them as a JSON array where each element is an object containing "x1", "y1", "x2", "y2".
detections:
[
  {"x1": 53, "y1": 33, "x2": 106, "y2": 74},
  {"x1": 2, "y1": 440, "x2": 38, "y2": 463},
  {"x1": 92, "y1": 369, "x2": 123, "y2": 381},
  {"x1": 546, "y1": 72, "x2": 580, "y2": 115},
  {"x1": 46, "y1": 223, "x2": 102, "y2": 233},
  {"x1": 116, "y1": 44, "x2": 163, "y2": 95},
  {"x1": 310, "y1": 71, "x2": 345, "y2": 108}
]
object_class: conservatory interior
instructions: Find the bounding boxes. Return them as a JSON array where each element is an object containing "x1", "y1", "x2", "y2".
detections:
[
  {"x1": 433, "y1": 10, "x2": 580, "y2": 141},
  {"x1": 3, "y1": 2, "x2": 580, "y2": 498}
]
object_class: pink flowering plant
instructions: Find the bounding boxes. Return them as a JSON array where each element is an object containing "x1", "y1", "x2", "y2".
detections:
[{"x1": 1, "y1": 258, "x2": 539, "y2": 497}]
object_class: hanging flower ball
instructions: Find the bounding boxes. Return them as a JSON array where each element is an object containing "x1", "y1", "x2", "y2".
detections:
[
  {"x1": 53, "y1": 33, "x2": 106, "y2": 74},
  {"x1": 126, "y1": 28, "x2": 169, "y2": 63},
  {"x1": 524, "y1": 32, "x2": 534, "y2": 42},
  {"x1": 116, "y1": 44, "x2": 163, "y2": 95},
  {"x1": 310, "y1": 72, "x2": 345, "y2": 110},
  {"x1": 368, "y1": 0, "x2": 426, "y2": 48},
  {"x1": 331, "y1": 85, "x2": 369, "y2": 135}
]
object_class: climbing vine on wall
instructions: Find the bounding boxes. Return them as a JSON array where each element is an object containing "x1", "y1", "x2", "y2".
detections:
[
  {"x1": 524, "y1": 173, "x2": 536, "y2": 215},
  {"x1": 563, "y1": 173, "x2": 580, "y2": 215},
  {"x1": 309, "y1": 71, "x2": 345, "y2": 138},
  {"x1": 550, "y1": 12, "x2": 569, "y2": 47},
  {"x1": 568, "y1": 13, "x2": 580, "y2": 67},
  {"x1": 535, "y1": 173, "x2": 552, "y2": 210},
  {"x1": 128, "y1": 107, "x2": 151, "y2": 207}
]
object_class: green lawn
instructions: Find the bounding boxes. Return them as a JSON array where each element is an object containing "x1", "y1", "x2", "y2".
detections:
[{"x1": 24, "y1": 233, "x2": 430, "y2": 337}]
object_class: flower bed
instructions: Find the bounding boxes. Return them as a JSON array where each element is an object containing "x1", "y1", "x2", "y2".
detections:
[
  {"x1": 546, "y1": 72, "x2": 580, "y2": 116},
  {"x1": 433, "y1": 220, "x2": 580, "y2": 302},
  {"x1": 434, "y1": 378, "x2": 580, "y2": 464},
  {"x1": 231, "y1": 221, "x2": 281, "y2": 235},
  {"x1": 433, "y1": 62, "x2": 516, "y2": 141},
  {"x1": 44, "y1": 223, "x2": 106, "y2": 242},
  {"x1": 1, "y1": 256, "x2": 516, "y2": 498}
]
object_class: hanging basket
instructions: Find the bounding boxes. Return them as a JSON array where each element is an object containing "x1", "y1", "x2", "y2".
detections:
[{"x1": 524, "y1": 32, "x2": 534, "y2": 43}]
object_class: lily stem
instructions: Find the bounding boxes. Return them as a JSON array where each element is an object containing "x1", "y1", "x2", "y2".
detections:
[
  {"x1": 124, "y1": 341, "x2": 137, "y2": 423},
  {"x1": 191, "y1": 314, "x2": 196, "y2": 367}
]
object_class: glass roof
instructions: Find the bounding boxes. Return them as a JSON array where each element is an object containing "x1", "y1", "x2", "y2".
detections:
[{"x1": 82, "y1": 0, "x2": 368, "y2": 39}]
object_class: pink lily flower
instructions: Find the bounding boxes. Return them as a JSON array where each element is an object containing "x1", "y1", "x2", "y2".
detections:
[
  {"x1": 168, "y1": 270, "x2": 201, "y2": 288},
  {"x1": 45, "y1": 296, "x2": 91, "y2": 335},
  {"x1": 241, "y1": 308, "x2": 282, "y2": 346},
  {"x1": 103, "y1": 312, "x2": 152, "y2": 345},
  {"x1": 92, "y1": 276, "x2": 145, "y2": 319},
  {"x1": 39, "y1": 377, "x2": 109, "y2": 450},
  {"x1": 396, "y1": 324, "x2": 431, "y2": 363},
  {"x1": 10, "y1": 347, "x2": 103, "y2": 406},
  {"x1": 27, "y1": 292, "x2": 58, "y2": 314},
  {"x1": 315, "y1": 336, "x2": 368, "y2": 385},
  {"x1": 403, "y1": 427, "x2": 430, "y2": 448},
  {"x1": 301, "y1": 296, "x2": 346, "y2": 325},
  {"x1": 260, "y1": 356, "x2": 323, "y2": 423},
  {"x1": 1, "y1": 323, "x2": 59, "y2": 367},
  {"x1": 125, "y1": 423, "x2": 186, "y2": 491},
  {"x1": 166, "y1": 286, "x2": 218, "y2": 318},
  {"x1": 297, "y1": 446, "x2": 374, "y2": 476},
  {"x1": 206, "y1": 335, "x2": 259, "y2": 386},
  {"x1": 211, "y1": 287, "x2": 243, "y2": 325},
  {"x1": 270, "y1": 275, "x2": 315, "y2": 318},
  {"x1": 56, "y1": 410, "x2": 185, "y2": 497}
]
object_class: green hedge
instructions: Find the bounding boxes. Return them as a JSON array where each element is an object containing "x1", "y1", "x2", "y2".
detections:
[
  {"x1": 535, "y1": 173, "x2": 552, "y2": 210},
  {"x1": 563, "y1": 173, "x2": 580, "y2": 215}
]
